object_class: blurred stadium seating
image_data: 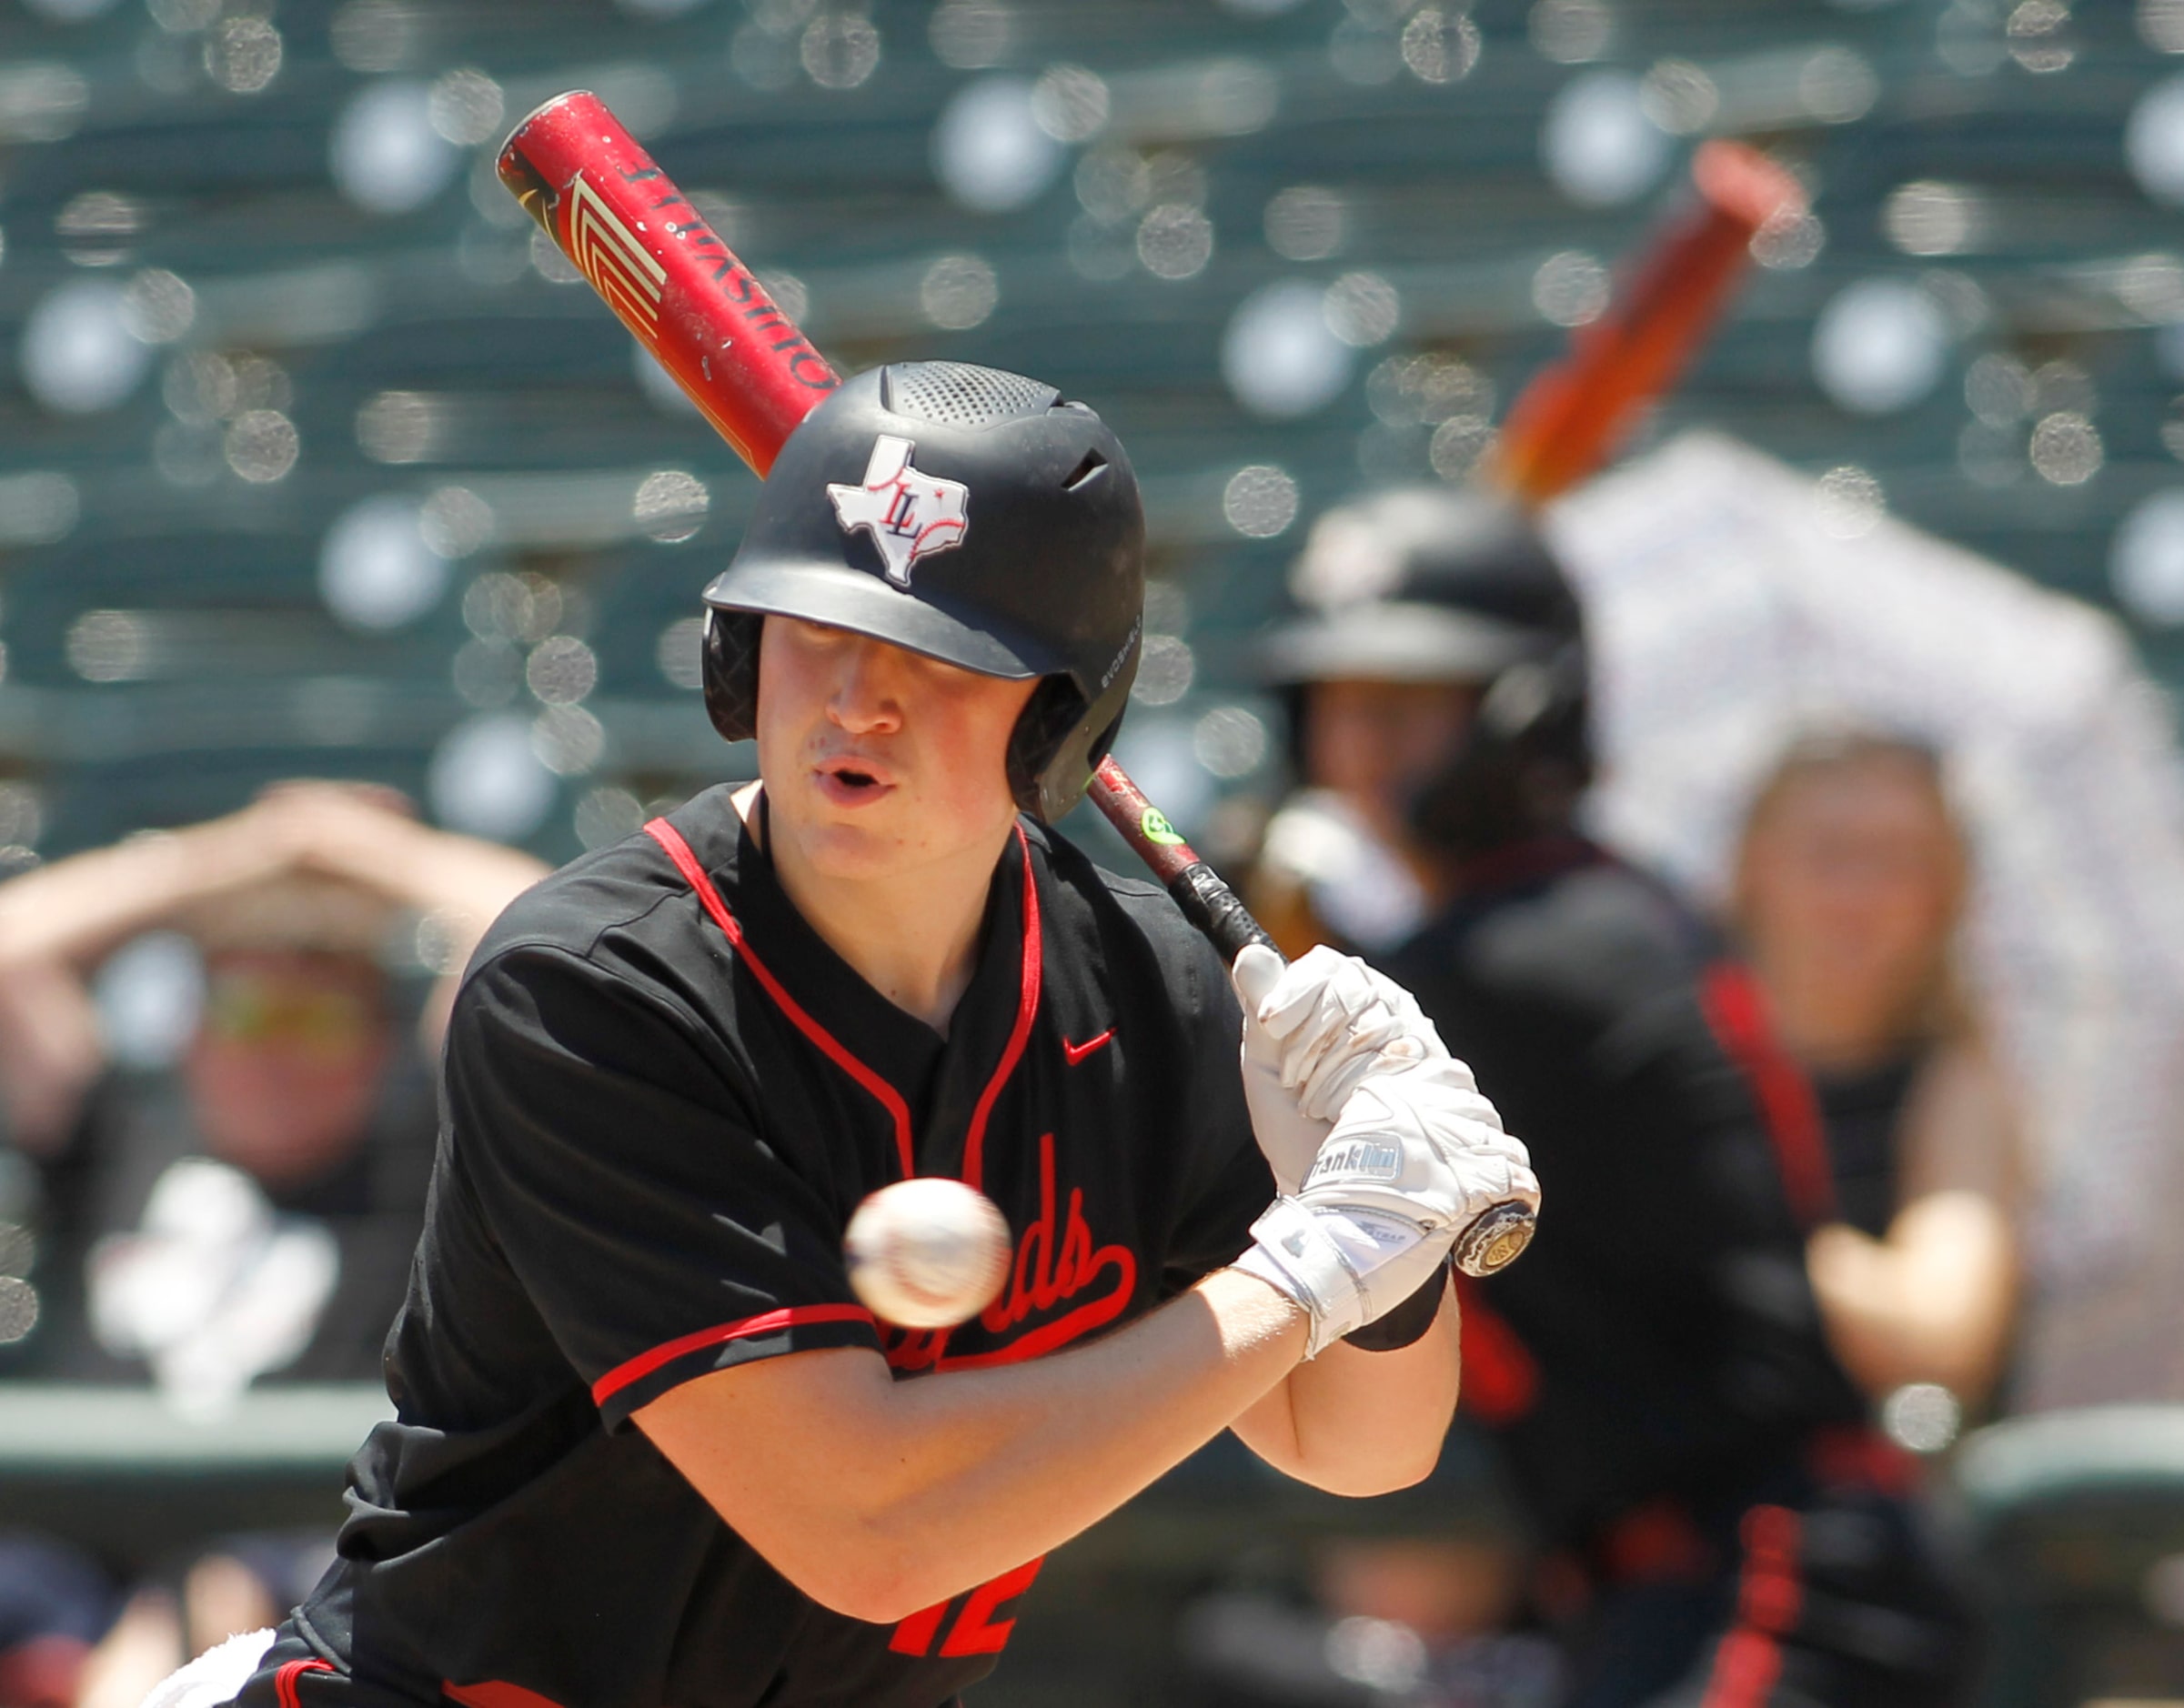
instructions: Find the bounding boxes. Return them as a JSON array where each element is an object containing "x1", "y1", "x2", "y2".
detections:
[
  {"x1": 3, "y1": 0, "x2": 2184, "y2": 871},
  {"x1": 1958, "y1": 1409, "x2": 2184, "y2": 1707},
  {"x1": 7, "y1": 0, "x2": 2184, "y2": 1703}
]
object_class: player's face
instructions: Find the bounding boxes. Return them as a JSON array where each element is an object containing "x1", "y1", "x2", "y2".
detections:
[
  {"x1": 756, "y1": 617, "x2": 1037, "y2": 881},
  {"x1": 1302, "y1": 677, "x2": 1479, "y2": 846}
]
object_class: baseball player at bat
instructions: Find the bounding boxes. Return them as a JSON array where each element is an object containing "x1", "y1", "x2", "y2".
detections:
[{"x1": 169, "y1": 357, "x2": 1537, "y2": 1708}]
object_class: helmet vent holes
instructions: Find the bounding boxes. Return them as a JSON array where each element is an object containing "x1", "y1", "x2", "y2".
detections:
[
  {"x1": 1064, "y1": 448, "x2": 1109, "y2": 490},
  {"x1": 885, "y1": 360, "x2": 1055, "y2": 427}
]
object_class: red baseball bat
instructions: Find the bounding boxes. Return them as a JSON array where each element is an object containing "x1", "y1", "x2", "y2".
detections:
[
  {"x1": 496, "y1": 90, "x2": 1534, "y2": 1280},
  {"x1": 1485, "y1": 138, "x2": 1805, "y2": 506}
]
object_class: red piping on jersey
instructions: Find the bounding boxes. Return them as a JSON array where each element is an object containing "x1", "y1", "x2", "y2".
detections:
[
  {"x1": 645, "y1": 819, "x2": 1042, "y2": 1191},
  {"x1": 1700, "y1": 1504, "x2": 1803, "y2": 1708},
  {"x1": 646, "y1": 818, "x2": 915, "y2": 1178},
  {"x1": 1807, "y1": 1424, "x2": 1918, "y2": 1498},
  {"x1": 590, "y1": 1302, "x2": 877, "y2": 1408},
  {"x1": 961, "y1": 828, "x2": 1042, "y2": 1192},
  {"x1": 275, "y1": 1659, "x2": 334, "y2": 1708},
  {"x1": 444, "y1": 1682, "x2": 569, "y2": 1708},
  {"x1": 1700, "y1": 962, "x2": 1837, "y2": 1231}
]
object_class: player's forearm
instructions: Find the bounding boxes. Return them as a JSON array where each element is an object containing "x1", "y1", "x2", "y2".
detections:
[
  {"x1": 0, "y1": 815, "x2": 277, "y2": 969},
  {"x1": 640, "y1": 1267, "x2": 1306, "y2": 1623},
  {"x1": 292, "y1": 805, "x2": 547, "y2": 927},
  {"x1": 1241, "y1": 1279, "x2": 1462, "y2": 1495},
  {"x1": 1807, "y1": 1193, "x2": 2017, "y2": 1402},
  {"x1": 0, "y1": 957, "x2": 104, "y2": 1153},
  {"x1": 870, "y1": 1270, "x2": 1307, "y2": 1592}
]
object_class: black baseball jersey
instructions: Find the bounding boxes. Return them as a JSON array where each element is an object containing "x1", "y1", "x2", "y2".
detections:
[
  {"x1": 1810, "y1": 1051, "x2": 1921, "y2": 1241},
  {"x1": 237, "y1": 787, "x2": 1273, "y2": 1708},
  {"x1": 1382, "y1": 839, "x2": 1867, "y2": 1551}
]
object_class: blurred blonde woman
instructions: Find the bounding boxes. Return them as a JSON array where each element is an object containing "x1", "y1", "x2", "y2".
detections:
[{"x1": 1732, "y1": 732, "x2": 2022, "y2": 1412}]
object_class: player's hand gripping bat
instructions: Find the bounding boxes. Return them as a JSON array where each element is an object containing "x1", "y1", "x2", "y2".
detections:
[{"x1": 496, "y1": 90, "x2": 1533, "y2": 1279}]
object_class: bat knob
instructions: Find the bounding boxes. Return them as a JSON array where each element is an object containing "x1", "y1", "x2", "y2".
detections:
[
  {"x1": 496, "y1": 136, "x2": 557, "y2": 232},
  {"x1": 1453, "y1": 1201, "x2": 1535, "y2": 1278},
  {"x1": 1692, "y1": 138, "x2": 1806, "y2": 230}
]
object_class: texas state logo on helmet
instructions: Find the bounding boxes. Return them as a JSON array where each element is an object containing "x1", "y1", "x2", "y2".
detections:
[
  {"x1": 699, "y1": 361, "x2": 1146, "y2": 824},
  {"x1": 828, "y1": 435, "x2": 970, "y2": 588}
]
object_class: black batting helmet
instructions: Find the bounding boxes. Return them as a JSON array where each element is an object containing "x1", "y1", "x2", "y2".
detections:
[
  {"x1": 701, "y1": 362, "x2": 1145, "y2": 824},
  {"x1": 1262, "y1": 487, "x2": 1591, "y2": 860}
]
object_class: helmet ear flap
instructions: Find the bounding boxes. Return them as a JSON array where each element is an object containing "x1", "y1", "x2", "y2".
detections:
[
  {"x1": 1006, "y1": 677, "x2": 1089, "y2": 822},
  {"x1": 1006, "y1": 651, "x2": 1137, "y2": 823},
  {"x1": 702, "y1": 608, "x2": 764, "y2": 743}
]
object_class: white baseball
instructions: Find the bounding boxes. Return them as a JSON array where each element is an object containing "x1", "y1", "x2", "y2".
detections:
[{"x1": 843, "y1": 1178, "x2": 1011, "y2": 1330}]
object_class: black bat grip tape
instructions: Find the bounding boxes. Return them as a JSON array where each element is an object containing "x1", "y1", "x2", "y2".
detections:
[{"x1": 1165, "y1": 861, "x2": 1279, "y2": 967}]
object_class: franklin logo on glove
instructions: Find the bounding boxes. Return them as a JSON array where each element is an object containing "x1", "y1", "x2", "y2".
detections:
[{"x1": 1307, "y1": 1140, "x2": 1403, "y2": 1185}]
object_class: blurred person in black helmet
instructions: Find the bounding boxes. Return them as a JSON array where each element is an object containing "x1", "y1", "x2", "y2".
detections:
[
  {"x1": 155, "y1": 366, "x2": 1537, "y2": 1708},
  {"x1": 1248, "y1": 489, "x2": 1586, "y2": 963},
  {"x1": 1244, "y1": 487, "x2": 1978, "y2": 1708}
]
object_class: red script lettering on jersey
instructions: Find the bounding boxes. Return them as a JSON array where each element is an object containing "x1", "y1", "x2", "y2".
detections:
[
  {"x1": 979, "y1": 1130, "x2": 1134, "y2": 1346},
  {"x1": 883, "y1": 1130, "x2": 1136, "y2": 1375}
]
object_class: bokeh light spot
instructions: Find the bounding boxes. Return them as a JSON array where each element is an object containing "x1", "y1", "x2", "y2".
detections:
[
  {"x1": 1223, "y1": 280, "x2": 1352, "y2": 417},
  {"x1": 333, "y1": 80, "x2": 460, "y2": 215},
  {"x1": 1543, "y1": 70, "x2": 1669, "y2": 206},
  {"x1": 1223, "y1": 466, "x2": 1300, "y2": 538},
  {"x1": 2028, "y1": 410, "x2": 2102, "y2": 486},
  {"x1": 1810, "y1": 278, "x2": 1949, "y2": 414},
  {"x1": 1137, "y1": 204, "x2": 1213, "y2": 279},
  {"x1": 320, "y1": 496, "x2": 448, "y2": 629},
  {"x1": 634, "y1": 470, "x2": 710, "y2": 543},
  {"x1": 921, "y1": 254, "x2": 1000, "y2": 329},
  {"x1": 1532, "y1": 250, "x2": 1610, "y2": 327},
  {"x1": 932, "y1": 77, "x2": 1062, "y2": 212},
  {"x1": 21, "y1": 278, "x2": 150, "y2": 414},
  {"x1": 2112, "y1": 488, "x2": 2184, "y2": 624},
  {"x1": 224, "y1": 409, "x2": 299, "y2": 483},
  {"x1": 432, "y1": 716, "x2": 557, "y2": 837},
  {"x1": 1264, "y1": 186, "x2": 1345, "y2": 261}
]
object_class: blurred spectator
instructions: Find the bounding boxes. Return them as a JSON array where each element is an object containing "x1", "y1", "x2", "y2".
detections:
[
  {"x1": 1547, "y1": 429, "x2": 2184, "y2": 1411},
  {"x1": 1179, "y1": 1534, "x2": 1561, "y2": 1708},
  {"x1": 0, "y1": 782, "x2": 544, "y2": 1400},
  {"x1": 1729, "y1": 733, "x2": 2023, "y2": 1415},
  {"x1": 1250, "y1": 489, "x2": 1978, "y2": 1707},
  {"x1": 0, "y1": 1533, "x2": 112, "y2": 1708},
  {"x1": 0, "y1": 784, "x2": 543, "y2": 1708},
  {"x1": 71, "y1": 1535, "x2": 333, "y2": 1708}
]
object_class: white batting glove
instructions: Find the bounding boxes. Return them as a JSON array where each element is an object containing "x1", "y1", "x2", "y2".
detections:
[
  {"x1": 1233, "y1": 942, "x2": 1462, "y2": 1194},
  {"x1": 1233, "y1": 1057, "x2": 1538, "y2": 1358}
]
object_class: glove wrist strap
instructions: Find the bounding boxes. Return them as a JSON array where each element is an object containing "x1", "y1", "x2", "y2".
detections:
[{"x1": 1234, "y1": 1198, "x2": 1377, "y2": 1358}]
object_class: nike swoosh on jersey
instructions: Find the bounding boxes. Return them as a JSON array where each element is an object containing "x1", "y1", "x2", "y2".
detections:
[{"x1": 1062, "y1": 1029, "x2": 1114, "y2": 1066}]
